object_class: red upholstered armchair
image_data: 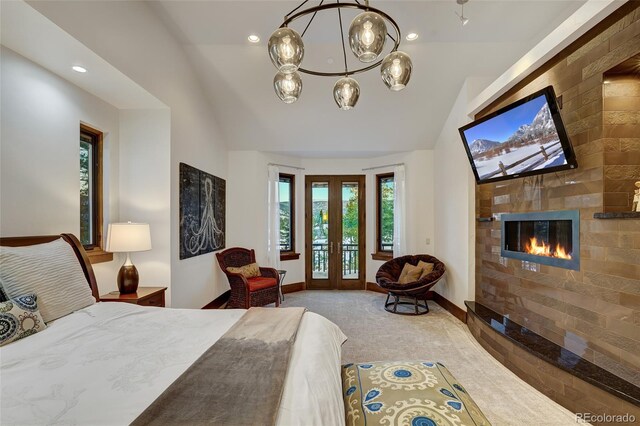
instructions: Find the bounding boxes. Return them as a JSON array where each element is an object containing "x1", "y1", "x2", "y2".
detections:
[{"x1": 216, "y1": 247, "x2": 280, "y2": 309}]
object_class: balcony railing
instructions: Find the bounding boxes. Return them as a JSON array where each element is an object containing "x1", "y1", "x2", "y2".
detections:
[
  {"x1": 311, "y1": 243, "x2": 359, "y2": 278},
  {"x1": 278, "y1": 242, "x2": 394, "y2": 277}
]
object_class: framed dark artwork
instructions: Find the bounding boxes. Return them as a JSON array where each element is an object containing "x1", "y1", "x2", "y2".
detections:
[{"x1": 179, "y1": 163, "x2": 226, "y2": 259}]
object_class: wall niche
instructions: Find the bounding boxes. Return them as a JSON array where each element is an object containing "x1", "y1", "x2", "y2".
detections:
[{"x1": 602, "y1": 53, "x2": 640, "y2": 213}]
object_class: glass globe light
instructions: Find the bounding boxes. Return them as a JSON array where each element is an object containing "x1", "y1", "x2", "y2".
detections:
[
  {"x1": 268, "y1": 28, "x2": 304, "y2": 73},
  {"x1": 274, "y1": 71, "x2": 302, "y2": 104},
  {"x1": 380, "y1": 51, "x2": 412, "y2": 91},
  {"x1": 333, "y1": 77, "x2": 360, "y2": 110},
  {"x1": 348, "y1": 12, "x2": 387, "y2": 63}
]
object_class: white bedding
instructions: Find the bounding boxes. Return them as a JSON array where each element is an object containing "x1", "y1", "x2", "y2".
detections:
[{"x1": 0, "y1": 302, "x2": 347, "y2": 426}]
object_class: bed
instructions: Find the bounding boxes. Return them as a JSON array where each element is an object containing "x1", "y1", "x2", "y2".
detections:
[{"x1": 0, "y1": 234, "x2": 347, "y2": 425}]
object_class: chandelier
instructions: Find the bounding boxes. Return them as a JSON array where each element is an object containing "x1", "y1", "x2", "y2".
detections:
[{"x1": 268, "y1": 0, "x2": 413, "y2": 110}]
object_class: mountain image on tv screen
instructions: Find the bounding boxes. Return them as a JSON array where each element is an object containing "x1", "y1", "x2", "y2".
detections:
[{"x1": 462, "y1": 94, "x2": 568, "y2": 180}]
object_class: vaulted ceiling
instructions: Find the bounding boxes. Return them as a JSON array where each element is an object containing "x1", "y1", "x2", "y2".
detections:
[
  {"x1": 17, "y1": 0, "x2": 589, "y2": 156},
  {"x1": 149, "y1": 0, "x2": 587, "y2": 155}
]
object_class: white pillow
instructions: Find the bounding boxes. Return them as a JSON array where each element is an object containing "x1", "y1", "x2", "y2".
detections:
[{"x1": 0, "y1": 238, "x2": 95, "y2": 322}]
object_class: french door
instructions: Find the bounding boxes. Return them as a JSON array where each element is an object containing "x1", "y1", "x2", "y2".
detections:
[{"x1": 305, "y1": 175, "x2": 366, "y2": 290}]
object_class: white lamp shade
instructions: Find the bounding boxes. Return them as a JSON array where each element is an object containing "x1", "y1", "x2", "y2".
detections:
[{"x1": 105, "y1": 223, "x2": 152, "y2": 253}]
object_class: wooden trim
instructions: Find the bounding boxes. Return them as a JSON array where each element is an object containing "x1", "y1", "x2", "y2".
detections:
[
  {"x1": 371, "y1": 252, "x2": 392, "y2": 261},
  {"x1": 80, "y1": 123, "x2": 104, "y2": 253},
  {"x1": 375, "y1": 172, "x2": 394, "y2": 254},
  {"x1": 341, "y1": 175, "x2": 367, "y2": 291},
  {"x1": 432, "y1": 292, "x2": 467, "y2": 323},
  {"x1": 280, "y1": 252, "x2": 300, "y2": 261},
  {"x1": 305, "y1": 176, "x2": 325, "y2": 289},
  {"x1": 85, "y1": 247, "x2": 113, "y2": 264},
  {"x1": 305, "y1": 175, "x2": 366, "y2": 290},
  {"x1": 202, "y1": 290, "x2": 231, "y2": 309},
  {"x1": 0, "y1": 234, "x2": 101, "y2": 302},
  {"x1": 282, "y1": 282, "x2": 305, "y2": 294},
  {"x1": 366, "y1": 281, "x2": 388, "y2": 294},
  {"x1": 279, "y1": 173, "x2": 296, "y2": 255}
]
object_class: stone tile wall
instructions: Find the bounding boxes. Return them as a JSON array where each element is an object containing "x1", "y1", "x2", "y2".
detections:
[{"x1": 474, "y1": 3, "x2": 640, "y2": 388}]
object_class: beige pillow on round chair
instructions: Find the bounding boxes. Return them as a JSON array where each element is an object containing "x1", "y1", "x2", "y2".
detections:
[
  {"x1": 398, "y1": 263, "x2": 423, "y2": 284},
  {"x1": 417, "y1": 261, "x2": 435, "y2": 280}
]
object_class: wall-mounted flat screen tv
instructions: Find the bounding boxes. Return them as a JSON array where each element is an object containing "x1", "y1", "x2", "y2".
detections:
[{"x1": 459, "y1": 86, "x2": 577, "y2": 184}]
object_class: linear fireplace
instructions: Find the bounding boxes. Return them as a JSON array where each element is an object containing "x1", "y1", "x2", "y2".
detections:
[{"x1": 501, "y1": 210, "x2": 580, "y2": 270}]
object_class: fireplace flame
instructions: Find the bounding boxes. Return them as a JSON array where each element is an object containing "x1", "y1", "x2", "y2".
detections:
[{"x1": 525, "y1": 237, "x2": 572, "y2": 260}]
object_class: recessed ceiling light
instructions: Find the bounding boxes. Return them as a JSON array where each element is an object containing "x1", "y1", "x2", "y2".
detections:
[
  {"x1": 248, "y1": 34, "x2": 260, "y2": 43},
  {"x1": 406, "y1": 33, "x2": 419, "y2": 41},
  {"x1": 72, "y1": 65, "x2": 87, "y2": 73}
]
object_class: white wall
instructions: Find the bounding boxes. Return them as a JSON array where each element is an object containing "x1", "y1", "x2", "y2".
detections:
[
  {"x1": 0, "y1": 46, "x2": 120, "y2": 288},
  {"x1": 226, "y1": 151, "x2": 435, "y2": 288},
  {"x1": 432, "y1": 78, "x2": 485, "y2": 309},
  {"x1": 118, "y1": 109, "x2": 172, "y2": 303},
  {"x1": 29, "y1": 1, "x2": 229, "y2": 308},
  {"x1": 0, "y1": 47, "x2": 175, "y2": 299},
  {"x1": 226, "y1": 152, "x2": 305, "y2": 285}
]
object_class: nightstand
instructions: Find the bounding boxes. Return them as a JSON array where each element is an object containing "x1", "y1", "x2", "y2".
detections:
[{"x1": 100, "y1": 286, "x2": 167, "y2": 307}]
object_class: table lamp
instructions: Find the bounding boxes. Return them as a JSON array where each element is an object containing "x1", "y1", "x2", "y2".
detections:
[{"x1": 105, "y1": 222, "x2": 152, "y2": 294}]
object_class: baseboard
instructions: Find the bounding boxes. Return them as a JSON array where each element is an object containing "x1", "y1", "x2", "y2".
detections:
[
  {"x1": 283, "y1": 282, "x2": 305, "y2": 294},
  {"x1": 432, "y1": 292, "x2": 467, "y2": 323},
  {"x1": 205, "y1": 284, "x2": 466, "y2": 321},
  {"x1": 202, "y1": 290, "x2": 230, "y2": 309},
  {"x1": 365, "y1": 283, "x2": 466, "y2": 323},
  {"x1": 202, "y1": 283, "x2": 305, "y2": 309},
  {"x1": 365, "y1": 282, "x2": 388, "y2": 294}
]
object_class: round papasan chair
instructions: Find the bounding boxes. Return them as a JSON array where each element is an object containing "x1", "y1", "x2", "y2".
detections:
[{"x1": 375, "y1": 254, "x2": 446, "y2": 315}]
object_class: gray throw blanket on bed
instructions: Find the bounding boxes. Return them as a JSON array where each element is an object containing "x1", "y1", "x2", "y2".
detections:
[{"x1": 131, "y1": 307, "x2": 307, "y2": 426}]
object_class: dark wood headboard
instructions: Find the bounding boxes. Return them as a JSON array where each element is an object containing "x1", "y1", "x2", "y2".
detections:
[{"x1": 0, "y1": 234, "x2": 100, "y2": 302}]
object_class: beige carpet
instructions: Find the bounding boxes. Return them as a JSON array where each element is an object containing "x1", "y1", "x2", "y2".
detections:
[{"x1": 282, "y1": 290, "x2": 580, "y2": 426}]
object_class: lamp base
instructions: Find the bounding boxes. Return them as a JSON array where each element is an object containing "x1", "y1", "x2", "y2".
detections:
[{"x1": 117, "y1": 264, "x2": 139, "y2": 294}]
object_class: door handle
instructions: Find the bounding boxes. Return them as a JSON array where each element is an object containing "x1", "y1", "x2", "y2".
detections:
[{"x1": 330, "y1": 242, "x2": 334, "y2": 254}]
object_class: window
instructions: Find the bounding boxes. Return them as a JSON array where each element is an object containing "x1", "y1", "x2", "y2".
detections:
[
  {"x1": 79, "y1": 124, "x2": 111, "y2": 263},
  {"x1": 279, "y1": 173, "x2": 299, "y2": 260},
  {"x1": 373, "y1": 173, "x2": 394, "y2": 260}
]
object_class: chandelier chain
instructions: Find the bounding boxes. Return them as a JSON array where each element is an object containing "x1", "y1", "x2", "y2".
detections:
[
  {"x1": 337, "y1": 0, "x2": 349, "y2": 74},
  {"x1": 302, "y1": 0, "x2": 324, "y2": 37},
  {"x1": 285, "y1": 0, "x2": 310, "y2": 20}
]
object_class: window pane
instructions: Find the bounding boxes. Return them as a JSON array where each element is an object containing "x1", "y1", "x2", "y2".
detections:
[
  {"x1": 380, "y1": 176, "x2": 394, "y2": 251},
  {"x1": 80, "y1": 136, "x2": 93, "y2": 246},
  {"x1": 342, "y1": 182, "x2": 359, "y2": 279},
  {"x1": 312, "y1": 182, "x2": 329, "y2": 279},
  {"x1": 278, "y1": 177, "x2": 292, "y2": 251}
]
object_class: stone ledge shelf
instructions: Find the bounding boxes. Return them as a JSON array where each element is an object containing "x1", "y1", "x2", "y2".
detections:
[
  {"x1": 593, "y1": 212, "x2": 640, "y2": 219},
  {"x1": 465, "y1": 301, "x2": 640, "y2": 415}
]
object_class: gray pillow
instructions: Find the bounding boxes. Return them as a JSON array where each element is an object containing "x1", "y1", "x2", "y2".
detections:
[{"x1": 0, "y1": 238, "x2": 95, "y2": 322}]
